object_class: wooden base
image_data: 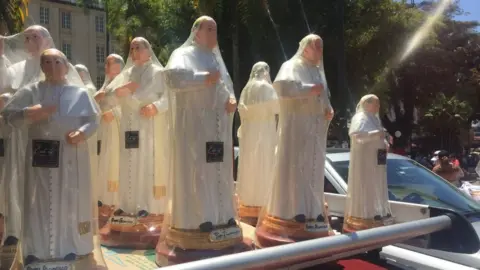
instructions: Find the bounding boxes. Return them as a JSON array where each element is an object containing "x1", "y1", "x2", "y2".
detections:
[
  {"x1": 99, "y1": 224, "x2": 161, "y2": 249},
  {"x1": 0, "y1": 244, "x2": 17, "y2": 270},
  {"x1": 155, "y1": 238, "x2": 254, "y2": 266},
  {"x1": 98, "y1": 205, "x2": 115, "y2": 230},
  {"x1": 255, "y1": 223, "x2": 333, "y2": 248},
  {"x1": 239, "y1": 216, "x2": 258, "y2": 227}
]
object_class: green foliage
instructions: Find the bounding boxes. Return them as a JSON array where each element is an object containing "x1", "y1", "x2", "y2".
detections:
[{"x1": 0, "y1": 0, "x2": 28, "y2": 34}]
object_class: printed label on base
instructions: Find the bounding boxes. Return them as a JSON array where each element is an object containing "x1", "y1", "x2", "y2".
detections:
[
  {"x1": 304, "y1": 222, "x2": 328, "y2": 232},
  {"x1": 25, "y1": 261, "x2": 73, "y2": 270},
  {"x1": 383, "y1": 218, "x2": 394, "y2": 226},
  {"x1": 209, "y1": 226, "x2": 241, "y2": 242},
  {"x1": 109, "y1": 216, "x2": 138, "y2": 226}
]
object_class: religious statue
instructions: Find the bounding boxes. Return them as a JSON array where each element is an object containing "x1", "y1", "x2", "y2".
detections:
[
  {"x1": 236, "y1": 62, "x2": 279, "y2": 226},
  {"x1": 74, "y1": 64, "x2": 97, "y2": 96},
  {"x1": 94, "y1": 54, "x2": 125, "y2": 229},
  {"x1": 99, "y1": 37, "x2": 168, "y2": 249},
  {"x1": 0, "y1": 25, "x2": 55, "y2": 268},
  {"x1": 256, "y1": 34, "x2": 334, "y2": 248},
  {"x1": 156, "y1": 16, "x2": 251, "y2": 266},
  {"x1": 344, "y1": 94, "x2": 393, "y2": 232},
  {"x1": 1, "y1": 48, "x2": 106, "y2": 269}
]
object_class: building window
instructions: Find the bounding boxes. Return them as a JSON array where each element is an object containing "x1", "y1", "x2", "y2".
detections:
[
  {"x1": 61, "y1": 11, "x2": 72, "y2": 29},
  {"x1": 95, "y1": 16, "x2": 104, "y2": 33},
  {"x1": 96, "y1": 75, "x2": 105, "y2": 88},
  {"x1": 62, "y1": 42, "x2": 72, "y2": 60},
  {"x1": 40, "y1": 7, "x2": 49, "y2": 25},
  {"x1": 96, "y1": 45, "x2": 105, "y2": 63}
]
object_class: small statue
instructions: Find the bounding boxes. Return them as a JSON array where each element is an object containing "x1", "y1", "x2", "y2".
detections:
[
  {"x1": 1, "y1": 48, "x2": 106, "y2": 268},
  {"x1": 343, "y1": 94, "x2": 393, "y2": 232},
  {"x1": 236, "y1": 62, "x2": 278, "y2": 226},
  {"x1": 256, "y1": 34, "x2": 334, "y2": 248}
]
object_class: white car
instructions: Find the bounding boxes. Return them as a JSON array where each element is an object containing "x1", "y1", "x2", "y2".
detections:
[{"x1": 324, "y1": 149, "x2": 480, "y2": 269}]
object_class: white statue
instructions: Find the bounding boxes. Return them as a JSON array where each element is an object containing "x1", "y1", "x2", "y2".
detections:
[
  {"x1": 256, "y1": 34, "x2": 334, "y2": 246},
  {"x1": 94, "y1": 54, "x2": 124, "y2": 228},
  {"x1": 236, "y1": 61, "x2": 278, "y2": 225},
  {"x1": 344, "y1": 94, "x2": 393, "y2": 232},
  {"x1": 158, "y1": 16, "x2": 241, "y2": 255},
  {"x1": 1, "y1": 49, "x2": 103, "y2": 267},
  {"x1": 99, "y1": 38, "x2": 168, "y2": 248},
  {"x1": 0, "y1": 26, "x2": 55, "y2": 265},
  {"x1": 74, "y1": 64, "x2": 97, "y2": 96}
]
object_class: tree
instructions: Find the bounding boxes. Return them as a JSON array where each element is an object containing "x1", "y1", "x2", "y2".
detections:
[{"x1": 0, "y1": 0, "x2": 29, "y2": 34}]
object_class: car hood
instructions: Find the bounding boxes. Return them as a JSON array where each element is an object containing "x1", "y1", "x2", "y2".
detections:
[{"x1": 396, "y1": 219, "x2": 480, "y2": 268}]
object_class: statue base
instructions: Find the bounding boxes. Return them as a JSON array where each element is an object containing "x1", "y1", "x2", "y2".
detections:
[
  {"x1": 155, "y1": 238, "x2": 253, "y2": 266},
  {"x1": 22, "y1": 252, "x2": 107, "y2": 270},
  {"x1": 255, "y1": 215, "x2": 333, "y2": 248},
  {"x1": 343, "y1": 215, "x2": 394, "y2": 233},
  {"x1": 238, "y1": 203, "x2": 261, "y2": 227},
  {"x1": 0, "y1": 244, "x2": 17, "y2": 270},
  {"x1": 99, "y1": 214, "x2": 163, "y2": 249},
  {"x1": 98, "y1": 205, "x2": 116, "y2": 229}
]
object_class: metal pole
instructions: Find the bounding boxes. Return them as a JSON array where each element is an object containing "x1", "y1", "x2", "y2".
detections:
[{"x1": 159, "y1": 215, "x2": 452, "y2": 270}]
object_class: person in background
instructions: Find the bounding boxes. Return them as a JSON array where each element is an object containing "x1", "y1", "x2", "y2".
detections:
[{"x1": 432, "y1": 150, "x2": 464, "y2": 187}]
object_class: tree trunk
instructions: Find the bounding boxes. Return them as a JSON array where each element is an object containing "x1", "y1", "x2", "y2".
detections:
[{"x1": 231, "y1": 0, "x2": 240, "y2": 99}]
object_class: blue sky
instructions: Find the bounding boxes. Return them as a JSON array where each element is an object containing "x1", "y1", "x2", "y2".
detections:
[{"x1": 455, "y1": 0, "x2": 479, "y2": 22}]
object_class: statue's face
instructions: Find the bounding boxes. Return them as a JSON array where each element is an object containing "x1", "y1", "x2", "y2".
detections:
[
  {"x1": 105, "y1": 56, "x2": 122, "y2": 78},
  {"x1": 41, "y1": 52, "x2": 68, "y2": 83},
  {"x1": 130, "y1": 39, "x2": 150, "y2": 65},
  {"x1": 195, "y1": 19, "x2": 217, "y2": 50},
  {"x1": 304, "y1": 38, "x2": 323, "y2": 64},
  {"x1": 365, "y1": 98, "x2": 380, "y2": 114},
  {"x1": 24, "y1": 28, "x2": 48, "y2": 56}
]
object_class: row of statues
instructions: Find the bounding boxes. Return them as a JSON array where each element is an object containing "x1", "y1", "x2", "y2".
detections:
[{"x1": 0, "y1": 15, "x2": 393, "y2": 269}]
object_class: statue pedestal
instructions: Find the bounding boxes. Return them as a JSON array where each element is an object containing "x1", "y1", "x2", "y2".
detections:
[
  {"x1": 342, "y1": 216, "x2": 394, "y2": 234},
  {"x1": 255, "y1": 215, "x2": 333, "y2": 248},
  {"x1": 155, "y1": 222, "x2": 255, "y2": 266},
  {"x1": 238, "y1": 203, "x2": 261, "y2": 227},
  {"x1": 98, "y1": 205, "x2": 115, "y2": 229},
  {"x1": 99, "y1": 214, "x2": 163, "y2": 249}
]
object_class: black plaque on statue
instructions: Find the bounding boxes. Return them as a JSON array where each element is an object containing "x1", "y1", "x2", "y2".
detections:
[
  {"x1": 32, "y1": 140, "x2": 60, "y2": 168},
  {"x1": 206, "y1": 141, "x2": 224, "y2": 163},
  {"x1": 0, "y1": 139, "x2": 4, "y2": 157},
  {"x1": 125, "y1": 131, "x2": 139, "y2": 149},
  {"x1": 377, "y1": 149, "x2": 387, "y2": 165},
  {"x1": 97, "y1": 140, "x2": 101, "y2": 155}
]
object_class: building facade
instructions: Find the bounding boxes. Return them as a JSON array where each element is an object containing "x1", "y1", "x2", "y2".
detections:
[{"x1": 27, "y1": 0, "x2": 109, "y2": 88}]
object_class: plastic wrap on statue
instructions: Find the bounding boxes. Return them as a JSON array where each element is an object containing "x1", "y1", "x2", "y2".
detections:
[
  {"x1": 0, "y1": 49, "x2": 107, "y2": 269},
  {"x1": 95, "y1": 54, "x2": 125, "y2": 229},
  {"x1": 0, "y1": 25, "x2": 55, "y2": 269},
  {"x1": 75, "y1": 64, "x2": 97, "y2": 96},
  {"x1": 255, "y1": 34, "x2": 334, "y2": 248},
  {"x1": 156, "y1": 16, "x2": 252, "y2": 267},
  {"x1": 343, "y1": 95, "x2": 393, "y2": 233},
  {"x1": 236, "y1": 62, "x2": 278, "y2": 226},
  {"x1": 98, "y1": 38, "x2": 168, "y2": 249}
]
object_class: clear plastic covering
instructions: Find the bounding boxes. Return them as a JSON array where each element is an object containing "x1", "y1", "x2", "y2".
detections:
[
  {"x1": 236, "y1": 62, "x2": 278, "y2": 226},
  {"x1": 0, "y1": 25, "x2": 56, "y2": 269},
  {"x1": 0, "y1": 48, "x2": 106, "y2": 269},
  {"x1": 255, "y1": 34, "x2": 334, "y2": 248},
  {"x1": 156, "y1": 16, "x2": 251, "y2": 266},
  {"x1": 98, "y1": 37, "x2": 168, "y2": 249},
  {"x1": 95, "y1": 54, "x2": 124, "y2": 229},
  {"x1": 75, "y1": 64, "x2": 97, "y2": 96},
  {"x1": 343, "y1": 94, "x2": 393, "y2": 233}
]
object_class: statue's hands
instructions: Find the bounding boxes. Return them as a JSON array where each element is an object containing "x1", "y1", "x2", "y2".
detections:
[
  {"x1": 205, "y1": 71, "x2": 220, "y2": 87},
  {"x1": 140, "y1": 103, "x2": 158, "y2": 118},
  {"x1": 225, "y1": 97, "x2": 237, "y2": 114},
  {"x1": 125, "y1": 81, "x2": 140, "y2": 92},
  {"x1": 102, "y1": 110, "x2": 115, "y2": 123},
  {"x1": 310, "y1": 84, "x2": 323, "y2": 96},
  {"x1": 325, "y1": 107, "x2": 334, "y2": 121},
  {"x1": 25, "y1": 104, "x2": 56, "y2": 122},
  {"x1": 115, "y1": 82, "x2": 139, "y2": 97},
  {"x1": 94, "y1": 90, "x2": 106, "y2": 102},
  {"x1": 66, "y1": 130, "x2": 86, "y2": 145}
]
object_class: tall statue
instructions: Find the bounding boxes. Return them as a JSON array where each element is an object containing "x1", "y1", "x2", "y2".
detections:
[
  {"x1": 94, "y1": 54, "x2": 125, "y2": 229},
  {"x1": 344, "y1": 94, "x2": 393, "y2": 232},
  {"x1": 236, "y1": 62, "x2": 279, "y2": 226},
  {"x1": 99, "y1": 37, "x2": 168, "y2": 249},
  {"x1": 256, "y1": 34, "x2": 334, "y2": 248},
  {"x1": 1, "y1": 48, "x2": 106, "y2": 269},
  {"x1": 74, "y1": 64, "x2": 97, "y2": 96},
  {"x1": 156, "y1": 16, "x2": 250, "y2": 266},
  {"x1": 0, "y1": 25, "x2": 55, "y2": 268}
]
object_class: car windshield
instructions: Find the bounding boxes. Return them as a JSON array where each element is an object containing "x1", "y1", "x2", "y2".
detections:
[{"x1": 329, "y1": 158, "x2": 480, "y2": 214}]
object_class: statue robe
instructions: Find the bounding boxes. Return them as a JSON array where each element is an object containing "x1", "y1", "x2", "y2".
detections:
[
  {"x1": 1, "y1": 81, "x2": 99, "y2": 260},
  {"x1": 165, "y1": 45, "x2": 235, "y2": 229}
]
